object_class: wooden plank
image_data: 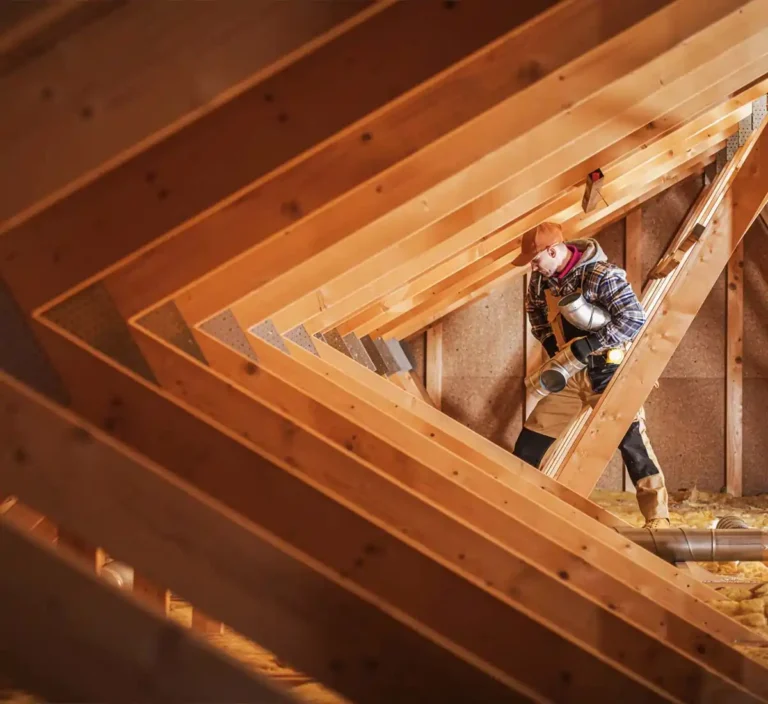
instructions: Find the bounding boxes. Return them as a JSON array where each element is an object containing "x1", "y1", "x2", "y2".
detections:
[
  {"x1": 623, "y1": 207, "x2": 643, "y2": 492},
  {"x1": 0, "y1": 359, "x2": 530, "y2": 704},
  {"x1": 726, "y1": 241, "x2": 744, "y2": 496},
  {"x1": 132, "y1": 573, "x2": 171, "y2": 617},
  {"x1": 0, "y1": 0, "x2": 557, "y2": 315},
  {"x1": 349, "y1": 116, "x2": 737, "y2": 339},
  {"x1": 0, "y1": 0, "x2": 376, "y2": 227},
  {"x1": 191, "y1": 609, "x2": 224, "y2": 636},
  {"x1": 0, "y1": 515, "x2": 296, "y2": 704},
  {"x1": 129, "y1": 325, "x2": 686, "y2": 702},
  {"x1": 425, "y1": 324, "x2": 443, "y2": 410},
  {"x1": 380, "y1": 146, "x2": 724, "y2": 340},
  {"x1": 187, "y1": 1, "x2": 768, "y2": 329},
  {"x1": 303, "y1": 78, "x2": 768, "y2": 337},
  {"x1": 259, "y1": 333, "x2": 756, "y2": 613},
  {"x1": 556, "y1": 118, "x2": 768, "y2": 496},
  {"x1": 194, "y1": 325, "x2": 768, "y2": 689}
]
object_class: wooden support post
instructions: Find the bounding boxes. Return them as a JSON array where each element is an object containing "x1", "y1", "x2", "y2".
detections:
[
  {"x1": 524, "y1": 275, "x2": 544, "y2": 420},
  {"x1": 726, "y1": 242, "x2": 744, "y2": 496},
  {"x1": 425, "y1": 324, "x2": 443, "y2": 409},
  {"x1": 556, "y1": 119, "x2": 768, "y2": 496},
  {"x1": 623, "y1": 208, "x2": 643, "y2": 493}
]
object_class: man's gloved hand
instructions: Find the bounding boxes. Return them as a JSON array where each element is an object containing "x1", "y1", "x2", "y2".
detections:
[
  {"x1": 570, "y1": 334, "x2": 601, "y2": 363},
  {"x1": 542, "y1": 335, "x2": 559, "y2": 359}
]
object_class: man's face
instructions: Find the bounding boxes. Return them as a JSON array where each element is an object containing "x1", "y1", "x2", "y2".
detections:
[{"x1": 530, "y1": 247, "x2": 560, "y2": 277}]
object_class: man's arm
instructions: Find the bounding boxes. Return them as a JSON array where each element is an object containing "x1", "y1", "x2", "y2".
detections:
[
  {"x1": 525, "y1": 273, "x2": 559, "y2": 358},
  {"x1": 580, "y1": 263, "x2": 646, "y2": 353}
]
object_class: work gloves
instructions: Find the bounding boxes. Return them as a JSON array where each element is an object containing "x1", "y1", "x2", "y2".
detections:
[
  {"x1": 542, "y1": 335, "x2": 559, "y2": 359},
  {"x1": 570, "y1": 334, "x2": 601, "y2": 363}
]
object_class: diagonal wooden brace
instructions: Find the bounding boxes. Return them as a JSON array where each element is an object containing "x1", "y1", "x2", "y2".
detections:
[{"x1": 556, "y1": 119, "x2": 768, "y2": 496}]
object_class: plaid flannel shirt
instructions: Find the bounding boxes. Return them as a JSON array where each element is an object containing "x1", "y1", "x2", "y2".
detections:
[{"x1": 526, "y1": 261, "x2": 646, "y2": 352}]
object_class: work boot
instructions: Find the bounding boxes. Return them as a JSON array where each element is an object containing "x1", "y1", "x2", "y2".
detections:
[{"x1": 642, "y1": 518, "x2": 670, "y2": 530}]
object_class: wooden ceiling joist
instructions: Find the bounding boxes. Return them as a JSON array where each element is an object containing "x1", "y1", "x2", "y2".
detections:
[
  {"x1": 215, "y1": 0, "x2": 768, "y2": 337},
  {"x1": 555, "y1": 109, "x2": 768, "y2": 496}
]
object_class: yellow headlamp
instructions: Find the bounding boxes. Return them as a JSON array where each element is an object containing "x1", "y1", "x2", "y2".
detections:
[{"x1": 606, "y1": 348, "x2": 625, "y2": 365}]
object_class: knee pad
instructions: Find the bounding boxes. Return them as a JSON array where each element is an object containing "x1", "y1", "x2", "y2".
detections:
[{"x1": 513, "y1": 427, "x2": 556, "y2": 468}]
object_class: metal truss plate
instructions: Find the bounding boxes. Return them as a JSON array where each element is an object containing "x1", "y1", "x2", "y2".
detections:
[
  {"x1": 738, "y1": 113, "x2": 753, "y2": 147},
  {"x1": 200, "y1": 310, "x2": 258, "y2": 361},
  {"x1": 385, "y1": 338, "x2": 413, "y2": 372},
  {"x1": 284, "y1": 325, "x2": 318, "y2": 356},
  {"x1": 249, "y1": 319, "x2": 289, "y2": 354},
  {"x1": 715, "y1": 147, "x2": 727, "y2": 174},
  {"x1": 139, "y1": 302, "x2": 206, "y2": 364},
  {"x1": 360, "y1": 335, "x2": 388, "y2": 375},
  {"x1": 726, "y1": 131, "x2": 740, "y2": 162},
  {"x1": 323, "y1": 328, "x2": 352, "y2": 357},
  {"x1": 342, "y1": 333, "x2": 376, "y2": 372},
  {"x1": 753, "y1": 95, "x2": 767, "y2": 130},
  {"x1": 44, "y1": 282, "x2": 155, "y2": 382},
  {"x1": 372, "y1": 337, "x2": 399, "y2": 376}
]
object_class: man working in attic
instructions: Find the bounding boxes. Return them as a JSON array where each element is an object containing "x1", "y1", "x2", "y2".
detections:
[{"x1": 511, "y1": 221, "x2": 670, "y2": 530}]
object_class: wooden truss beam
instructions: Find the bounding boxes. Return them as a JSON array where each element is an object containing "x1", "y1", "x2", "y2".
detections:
[
  {"x1": 555, "y1": 114, "x2": 768, "y2": 496},
  {"x1": 198, "y1": 325, "x2": 768, "y2": 671},
  {"x1": 28, "y1": 321, "x2": 534, "y2": 703},
  {"x1": 274, "y1": 80, "x2": 764, "y2": 337},
  {"x1": 206, "y1": 1, "x2": 768, "y2": 334},
  {"x1": 381, "y1": 145, "x2": 720, "y2": 340},
  {"x1": 0, "y1": 0, "x2": 558, "y2": 316},
  {"x1": 0, "y1": 512, "x2": 292, "y2": 702},
  {"x1": 131, "y1": 324, "x2": 725, "y2": 702}
]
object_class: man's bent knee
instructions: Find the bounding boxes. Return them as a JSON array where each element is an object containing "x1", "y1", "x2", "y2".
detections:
[{"x1": 513, "y1": 427, "x2": 556, "y2": 469}]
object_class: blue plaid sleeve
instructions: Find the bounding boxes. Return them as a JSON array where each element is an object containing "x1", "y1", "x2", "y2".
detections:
[
  {"x1": 584, "y1": 263, "x2": 646, "y2": 350},
  {"x1": 525, "y1": 273, "x2": 555, "y2": 346}
]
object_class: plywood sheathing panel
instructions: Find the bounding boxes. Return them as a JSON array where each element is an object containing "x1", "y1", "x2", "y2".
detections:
[
  {"x1": 440, "y1": 280, "x2": 525, "y2": 452},
  {"x1": 407, "y1": 332, "x2": 426, "y2": 386},
  {"x1": 645, "y1": 378, "x2": 726, "y2": 492},
  {"x1": 743, "y1": 379, "x2": 768, "y2": 495},
  {"x1": 199, "y1": 310, "x2": 258, "y2": 362},
  {"x1": 743, "y1": 221, "x2": 768, "y2": 380}
]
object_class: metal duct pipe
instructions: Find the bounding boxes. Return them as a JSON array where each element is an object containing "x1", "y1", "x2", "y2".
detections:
[
  {"x1": 716, "y1": 515, "x2": 750, "y2": 530},
  {"x1": 557, "y1": 293, "x2": 611, "y2": 331},
  {"x1": 525, "y1": 344, "x2": 586, "y2": 398},
  {"x1": 616, "y1": 527, "x2": 768, "y2": 563},
  {"x1": 101, "y1": 560, "x2": 134, "y2": 590}
]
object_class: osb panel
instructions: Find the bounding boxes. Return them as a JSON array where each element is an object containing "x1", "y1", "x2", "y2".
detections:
[
  {"x1": 596, "y1": 453, "x2": 624, "y2": 491},
  {"x1": 663, "y1": 271, "x2": 726, "y2": 379},
  {"x1": 408, "y1": 332, "x2": 426, "y2": 385},
  {"x1": 0, "y1": 278, "x2": 68, "y2": 404},
  {"x1": 640, "y1": 173, "x2": 704, "y2": 281},
  {"x1": 744, "y1": 378, "x2": 768, "y2": 495},
  {"x1": 743, "y1": 221, "x2": 768, "y2": 379},
  {"x1": 442, "y1": 278, "x2": 525, "y2": 379},
  {"x1": 644, "y1": 378, "x2": 725, "y2": 492},
  {"x1": 441, "y1": 374, "x2": 526, "y2": 454},
  {"x1": 595, "y1": 218, "x2": 624, "y2": 265}
]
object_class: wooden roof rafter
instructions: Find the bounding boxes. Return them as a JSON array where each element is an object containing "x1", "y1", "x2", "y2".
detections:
[{"x1": 5, "y1": 1, "x2": 768, "y2": 700}]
